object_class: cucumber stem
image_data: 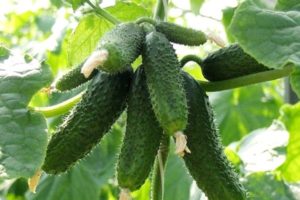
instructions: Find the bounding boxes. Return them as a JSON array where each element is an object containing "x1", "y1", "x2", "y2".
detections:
[
  {"x1": 200, "y1": 66, "x2": 293, "y2": 92},
  {"x1": 86, "y1": 0, "x2": 120, "y2": 25},
  {"x1": 136, "y1": 17, "x2": 157, "y2": 26},
  {"x1": 180, "y1": 55, "x2": 202, "y2": 68},
  {"x1": 31, "y1": 91, "x2": 84, "y2": 118},
  {"x1": 151, "y1": 135, "x2": 170, "y2": 200}
]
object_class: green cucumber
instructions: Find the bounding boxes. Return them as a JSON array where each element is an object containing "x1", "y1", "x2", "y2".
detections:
[
  {"x1": 142, "y1": 31, "x2": 188, "y2": 135},
  {"x1": 55, "y1": 61, "x2": 98, "y2": 91},
  {"x1": 182, "y1": 71, "x2": 247, "y2": 200},
  {"x1": 155, "y1": 21, "x2": 207, "y2": 46},
  {"x1": 117, "y1": 67, "x2": 163, "y2": 191},
  {"x1": 201, "y1": 44, "x2": 270, "y2": 81},
  {"x1": 42, "y1": 69, "x2": 132, "y2": 174},
  {"x1": 97, "y1": 22, "x2": 144, "y2": 73}
]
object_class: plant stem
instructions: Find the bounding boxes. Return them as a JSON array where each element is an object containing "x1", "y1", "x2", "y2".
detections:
[
  {"x1": 31, "y1": 91, "x2": 84, "y2": 118},
  {"x1": 136, "y1": 17, "x2": 157, "y2": 25},
  {"x1": 180, "y1": 55, "x2": 202, "y2": 68},
  {"x1": 151, "y1": 135, "x2": 170, "y2": 200},
  {"x1": 86, "y1": 0, "x2": 120, "y2": 25},
  {"x1": 200, "y1": 66, "x2": 293, "y2": 92},
  {"x1": 154, "y1": 0, "x2": 169, "y2": 21}
]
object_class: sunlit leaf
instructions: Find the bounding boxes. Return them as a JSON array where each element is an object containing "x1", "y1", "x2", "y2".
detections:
[
  {"x1": 237, "y1": 121, "x2": 288, "y2": 173},
  {"x1": 278, "y1": 103, "x2": 300, "y2": 182},
  {"x1": 68, "y1": 2, "x2": 150, "y2": 66},
  {"x1": 189, "y1": 0, "x2": 205, "y2": 14}
]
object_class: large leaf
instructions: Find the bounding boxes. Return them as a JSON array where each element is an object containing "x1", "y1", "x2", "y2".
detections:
[
  {"x1": 276, "y1": 0, "x2": 300, "y2": 11},
  {"x1": 210, "y1": 83, "x2": 283, "y2": 145},
  {"x1": 243, "y1": 172, "x2": 296, "y2": 200},
  {"x1": 229, "y1": 0, "x2": 300, "y2": 69},
  {"x1": 278, "y1": 103, "x2": 300, "y2": 182},
  {"x1": 26, "y1": 123, "x2": 123, "y2": 200},
  {"x1": 237, "y1": 121, "x2": 288, "y2": 173},
  {"x1": 0, "y1": 50, "x2": 52, "y2": 179},
  {"x1": 68, "y1": 2, "x2": 150, "y2": 66}
]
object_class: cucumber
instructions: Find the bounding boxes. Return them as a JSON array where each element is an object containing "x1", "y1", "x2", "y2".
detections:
[
  {"x1": 155, "y1": 21, "x2": 207, "y2": 46},
  {"x1": 182, "y1": 71, "x2": 247, "y2": 200},
  {"x1": 117, "y1": 67, "x2": 163, "y2": 191},
  {"x1": 55, "y1": 61, "x2": 98, "y2": 91},
  {"x1": 142, "y1": 31, "x2": 188, "y2": 135},
  {"x1": 201, "y1": 44, "x2": 270, "y2": 81},
  {"x1": 42, "y1": 69, "x2": 132, "y2": 174},
  {"x1": 96, "y1": 22, "x2": 144, "y2": 73}
]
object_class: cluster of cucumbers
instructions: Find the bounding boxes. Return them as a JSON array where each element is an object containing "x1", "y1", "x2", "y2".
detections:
[{"x1": 42, "y1": 18, "x2": 271, "y2": 199}]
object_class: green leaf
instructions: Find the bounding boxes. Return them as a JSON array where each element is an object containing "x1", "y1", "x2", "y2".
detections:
[
  {"x1": 0, "y1": 51, "x2": 52, "y2": 179},
  {"x1": 68, "y1": 14, "x2": 112, "y2": 66},
  {"x1": 107, "y1": 2, "x2": 151, "y2": 22},
  {"x1": 229, "y1": 0, "x2": 300, "y2": 69},
  {"x1": 189, "y1": 0, "x2": 205, "y2": 14},
  {"x1": 237, "y1": 121, "x2": 288, "y2": 173},
  {"x1": 222, "y1": 7, "x2": 236, "y2": 43},
  {"x1": 276, "y1": 0, "x2": 300, "y2": 11},
  {"x1": 0, "y1": 45, "x2": 10, "y2": 61},
  {"x1": 67, "y1": 0, "x2": 86, "y2": 10},
  {"x1": 210, "y1": 83, "x2": 283, "y2": 145},
  {"x1": 164, "y1": 142, "x2": 192, "y2": 200},
  {"x1": 27, "y1": 123, "x2": 123, "y2": 200},
  {"x1": 243, "y1": 172, "x2": 296, "y2": 200},
  {"x1": 290, "y1": 67, "x2": 300, "y2": 98},
  {"x1": 68, "y1": 2, "x2": 150, "y2": 66},
  {"x1": 278, "y1": 103, "x2": 300, "y2": 182}
]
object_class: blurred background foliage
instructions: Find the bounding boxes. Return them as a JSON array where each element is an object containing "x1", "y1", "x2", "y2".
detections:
[{"x1": 0, "y1": 0, "x2": 299, "y2": 199}]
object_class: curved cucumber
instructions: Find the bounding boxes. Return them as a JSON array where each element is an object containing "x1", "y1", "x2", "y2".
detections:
[
  {"x1": 155, "y1": 21, "x2": 207, "y2": 46},
  {"x1": 182, "y1": 71, "x2": 247, "y2": 200},
  {"x1": 142, "y1": 31, "x2": 188, "y2": 135},
  {"x1": 42, "y1": 69, "x2": 132, "y2": 174},
  {"x1": 97, "y1": 22, "x2": 144, "y2": 73},
  {"x1": 201, "y1": 44, "x2": 270, "y2": 81},
  {"x1": 55, "y1": 61, "x2": 98, "y2": 91},
  {"x1": 117, "y1": 67, "x2": 163, "y2": 191}
]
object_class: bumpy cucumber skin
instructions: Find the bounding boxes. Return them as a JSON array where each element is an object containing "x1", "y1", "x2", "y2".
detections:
[
  {"x1": 201, "y1": 44, "x2": 270, "y2": 81},
  {"x1": 142, "y1": 31, "x2": 188, "y2": 135},
  {"x1": 155, "y1": 22, "x2": 207, "y2": 46},
  {"x1": 117, "y1": 67, "x2": 163, "y2": 191},
  {"x1": 55, "y1": 61, "x2": 98, "y2": 91},
  {"x1": 182, "y1": 71, "x2": 247, "y2": 200},
  {"x1": 42, "y1": 69, "x2": 132, "y2": 174},
  {"x1": 98, "y1": 22, "x2": 144, "y2": 73}
]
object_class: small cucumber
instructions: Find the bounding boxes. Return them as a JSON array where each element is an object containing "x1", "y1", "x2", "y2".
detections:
[
  {"x1": 155, "y1": 21, "x2": 207, "y2": 46},
  {"x1": 142, "y1": 31, "x2": 188, "y2": 135},
  {"x1": 182, "y1": 71, "x2": 247, "y2": 200},
  {"x1": 42, "y1": 69, "x2": 132, "y2": 174},
  {"x1": 55, "y1": 61, "x2": 98, "y2": 91},
  {"x1": 201, "y1": 44, "x2": 270, "y2": 81},
  {"x1": 117, "y1": 67, "x2": 163, "y2": 191},
  {"x1": 97, "y1": 22, "x2": 144, "y2": 73}
]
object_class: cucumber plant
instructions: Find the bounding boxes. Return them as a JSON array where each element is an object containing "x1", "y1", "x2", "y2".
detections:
[{"x1": 1, "y1": 0, "x2": 299, "y2": 200}]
